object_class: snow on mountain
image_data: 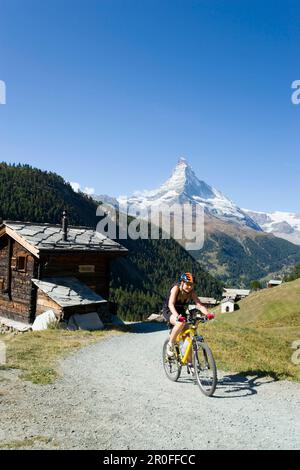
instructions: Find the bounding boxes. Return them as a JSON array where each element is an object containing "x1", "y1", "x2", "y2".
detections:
[
  {"x1": 244, "y1": 209, "x2": 300, "y2": 245},
  {"x1": 115, "y1": 158, "x2": 261, "y2": 230}
]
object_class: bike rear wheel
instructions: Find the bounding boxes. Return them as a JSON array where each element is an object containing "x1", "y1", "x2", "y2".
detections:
[
  {"x1": 162, "y1": 339, "x2": 182, "y2": 382},
  {"x1": 193, "y1": 342, "x2": 217, "y2": 396}
]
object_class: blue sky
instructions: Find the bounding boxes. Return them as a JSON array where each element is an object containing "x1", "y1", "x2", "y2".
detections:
[{"x1": 0, "y1": 0, "x2": 299, "y2": 212}]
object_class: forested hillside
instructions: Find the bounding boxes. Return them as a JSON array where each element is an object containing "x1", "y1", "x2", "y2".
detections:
[{"x1": 0, "y1": 162, "x2": 98, "y2": 226}]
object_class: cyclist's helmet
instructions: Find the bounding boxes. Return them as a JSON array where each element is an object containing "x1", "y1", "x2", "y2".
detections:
[{"x1": 178, "y1": 272, "x2": 194, "y2": 284}]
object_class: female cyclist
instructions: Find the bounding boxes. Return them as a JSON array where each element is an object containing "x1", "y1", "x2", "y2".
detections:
[{"x1": 163, "y1": 272, "x2": 214, "y2": 358}]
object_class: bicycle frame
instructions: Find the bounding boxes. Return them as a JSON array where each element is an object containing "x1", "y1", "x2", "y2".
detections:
[{"x1": 176, "y1": 325, "x2": 197, "y2": 365}]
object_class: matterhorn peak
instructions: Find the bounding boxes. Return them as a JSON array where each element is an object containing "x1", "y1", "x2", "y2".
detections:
[
  {"x1": 168, "y1": 157, "x2": 191, "y2": 184},
  {"x1": 177, "y1": 156, "x2": 188, "y2": 165},
  {"x1": 168, "y1": 157, "x2": 196, "y2": 185},
  {"x1": 115, "y1": 158, "x2": 261, "y2": 231},
  {"x1": 164, "y1": 158, "x2": 214, "y2": 201},
  {"x1": 174, "y1": 156, "x2": 191, "y2": 172}
]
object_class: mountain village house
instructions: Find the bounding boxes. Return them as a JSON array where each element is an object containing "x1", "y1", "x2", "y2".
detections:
[
  {"x1": 222, "y1": 288, "x2": 250, "y2": 300},
  {"x1": 198, "y1": 297, "x2": 218, "y2": 309},
  {"x1": 267, "y1": 279, "x2": 282, "y2": 288},
  {"x1": 221, "y1": 288, "x2": 250, "y2": 313},
  {"x1": 221, "y1": 298, "x2": 235, "y2": 313},
  {"x1": 0, "y1": 217, "x2": 127, "y2": 326}
]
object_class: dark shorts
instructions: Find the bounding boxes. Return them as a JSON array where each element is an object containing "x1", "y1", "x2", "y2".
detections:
[{"x1": 162, "y1": 306, "x2": 187, "y2": 323}]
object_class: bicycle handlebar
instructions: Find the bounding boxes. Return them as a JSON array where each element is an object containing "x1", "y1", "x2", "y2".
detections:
[{"x1": 186, "y1": 309, "x2": 208, "y2": 325}]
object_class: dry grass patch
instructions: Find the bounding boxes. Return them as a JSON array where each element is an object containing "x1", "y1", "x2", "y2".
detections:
[
  {"x1": 0, "y1": 327, "x2": 126, "y2": 385},
  {"x1": 0, "y1": 435, "x2": 54, "y2": 449}
]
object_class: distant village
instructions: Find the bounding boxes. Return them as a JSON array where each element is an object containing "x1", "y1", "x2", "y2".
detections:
[{"x1": 201, "y1": 279, "x2": 282, "y2": 313}]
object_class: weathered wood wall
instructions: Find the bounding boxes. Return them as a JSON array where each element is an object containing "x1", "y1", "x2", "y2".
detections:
[
  {"x1": 36, "y1": 289, "x2": 110, "y2": 322},
  {"x1": 0, "y1": 236, "x2": 36, "y2": 323},
  {"x1": 40, "y1": 252, "x2": 111, "y2": 299},
  {"x1": 35, "y1": 289, "x2": 62, "y2": 318}
]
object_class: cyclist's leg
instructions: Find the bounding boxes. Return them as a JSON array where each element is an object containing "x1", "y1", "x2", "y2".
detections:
[{"x1": 169, "y1": 314, "x2": 185, "y2": 345}]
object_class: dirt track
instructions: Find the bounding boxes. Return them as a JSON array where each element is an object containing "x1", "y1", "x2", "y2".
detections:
[{"x1": 1, "y1": 322, "x2": 300, "y2": 450}]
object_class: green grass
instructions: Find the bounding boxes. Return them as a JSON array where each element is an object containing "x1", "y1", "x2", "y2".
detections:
[
  {"x1": 204, "y1": 279, "x2": 300, "y2": 382},
  {"x1": 0, "y1": 327, "x2": 126, "y2": 385}
]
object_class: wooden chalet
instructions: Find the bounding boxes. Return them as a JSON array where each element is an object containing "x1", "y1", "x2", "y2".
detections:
[
  {"x1": 198, "y1": 297, "x2": 218, "y2": 308},
  {"x1": 267, "y1": 279, "x2": 282, "y2": 288},
  {"x1": 0, "y1": 217, "x2": 128, "y2": 324},
  {"x1": 222, "y1": 288, "x2": 250, "y2": 301}
]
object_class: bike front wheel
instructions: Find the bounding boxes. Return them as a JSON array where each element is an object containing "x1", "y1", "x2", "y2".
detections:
[
  {"x1": 193, "y1": 342, "x2": 217, "y2": 397},
  {"x1": 162, "y1": 339, "x2": 182, "y2": 382}
]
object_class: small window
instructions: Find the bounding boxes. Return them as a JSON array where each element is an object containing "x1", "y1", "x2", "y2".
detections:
[{"x1": 16, "y1": 255, "x2": 27, "y2": 272}]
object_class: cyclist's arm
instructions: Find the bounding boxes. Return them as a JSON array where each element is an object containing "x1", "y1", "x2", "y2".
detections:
[
  {"x1": 191, "y1": 291, "x2": 210, "y2": 316},
  {"x1": 168, "y1": 285, "x2": 181, "y2": 319}
]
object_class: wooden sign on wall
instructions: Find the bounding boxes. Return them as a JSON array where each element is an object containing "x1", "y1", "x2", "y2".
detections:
[{"x1": 78, "y1": 265, "x2": 95, "y2": 273}]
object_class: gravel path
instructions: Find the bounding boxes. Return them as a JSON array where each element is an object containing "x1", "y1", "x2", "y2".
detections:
[{"x1": 1, "y1": 323, "x2": 300, "y2": 450}]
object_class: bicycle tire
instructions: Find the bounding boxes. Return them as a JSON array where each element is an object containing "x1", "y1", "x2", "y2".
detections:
[
  {"x1": 162, "y1": 339, "x2": 182, "y2": 382},
  {"x1": 193, "y1": 342, "x2": 217, "y2": 397}
]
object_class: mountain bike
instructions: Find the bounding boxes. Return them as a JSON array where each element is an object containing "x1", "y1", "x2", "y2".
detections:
[{"x1": 162, "y1": 308, "x2": 217, "y2": 397}]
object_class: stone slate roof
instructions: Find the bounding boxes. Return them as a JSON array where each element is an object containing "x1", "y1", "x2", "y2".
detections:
[
  {"x1": 3, "y1": 221, "x2": 127, "y2": 253},
  {"x1": 221, "y1": 297, "x2": 236, "y2": 304},
  {"x1": 32, "y1": 277, "x2": 107, "y2": 307},
  {"x1": 223, "y1": 288, "x2": 250, "y2": 297},
  {"x1": 199, "y1": 297, "x2": 218, "y2": 305}
]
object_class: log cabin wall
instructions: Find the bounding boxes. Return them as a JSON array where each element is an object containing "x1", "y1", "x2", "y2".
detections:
[
  {"x1": 36, "y1": 289, "x2": 110, "y2": 322},
  {"x1": 40, "y1": 252, "x2": 111, "y2": 299},
  {"x1": 35, "y1": 289, "x2": 62, "y2": 318},
  {"x1": 0, "y1": 236, "x2": 36, "y2": 323}
]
